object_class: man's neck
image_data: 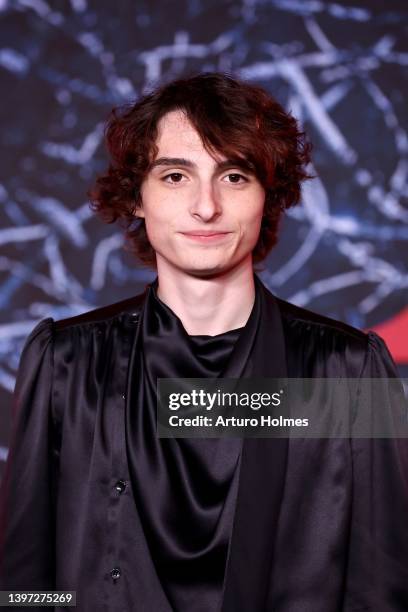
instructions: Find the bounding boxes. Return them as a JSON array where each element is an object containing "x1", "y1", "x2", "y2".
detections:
[{"x1": 155, "y1": 262, "x2": 256, "y2": 336}]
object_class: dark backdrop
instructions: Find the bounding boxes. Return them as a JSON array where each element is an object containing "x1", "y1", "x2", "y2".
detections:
[{"x1": 0, "y1": 0, "x2": 407, "y2": 474}]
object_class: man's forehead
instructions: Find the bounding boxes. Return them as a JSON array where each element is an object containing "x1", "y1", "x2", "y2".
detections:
[
  {"x1": 153, "y1": 111, "x2": 226, "y2": 163},
  {"x1": 152, "y1": 109, "x2": 254, "y2": 172},
  {"x1": 155, "y1": 111, "x2": 206, "y2": 153}
]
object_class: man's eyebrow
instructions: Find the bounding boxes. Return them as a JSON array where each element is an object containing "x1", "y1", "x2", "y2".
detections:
[
  {"x1": 149, "y1": 157, "x2": 254, "y2": 172},
  {"x1": 150, "y1": 157, "x2": 195, "y2": 169}
]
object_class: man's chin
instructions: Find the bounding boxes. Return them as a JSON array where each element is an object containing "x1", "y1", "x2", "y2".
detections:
[
  {"x1": 181, "y1": 260, "x2": 242, "y2": 280},
  {"x1": 170, "y1": 257, "x2": 226, "y2": 277},
  {"x1": 156, "y1": 252, "x2": 241, "y2": 278}
]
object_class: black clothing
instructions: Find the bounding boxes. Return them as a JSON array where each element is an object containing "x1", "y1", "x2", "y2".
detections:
[
  {"x1": 0, "y1": 274, "x2": 407, "y2": 611},
  {"x1": 127, "y1": 279, "x2": 244, "y2": 611}
]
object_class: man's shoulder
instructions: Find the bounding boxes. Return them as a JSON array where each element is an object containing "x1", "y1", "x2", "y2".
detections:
[
  {"x1": 54, "y1": 290, "x2": 147, "y2": 332},
  {"x1": 275, "y1": 295, "x2": 367, "y2": 345}
]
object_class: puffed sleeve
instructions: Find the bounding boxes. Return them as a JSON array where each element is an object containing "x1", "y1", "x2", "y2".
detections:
[
  {"x1": 344, "y1": 331, "x2": 408, "y2": 610},
  {"x1": 0, "y1": 318, "x2": 56, "y2": 591}
]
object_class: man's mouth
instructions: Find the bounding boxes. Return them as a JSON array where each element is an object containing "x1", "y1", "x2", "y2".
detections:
[{"x1": 180, "y1": 231, "x2": 232, "y2": 243}]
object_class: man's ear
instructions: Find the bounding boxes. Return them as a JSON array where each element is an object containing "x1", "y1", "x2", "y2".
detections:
[
  {"x1": 133, "y1": 194, "x2": 145, "y2": 218},
  {"x1": 134, "y1": 205, "x2": 145, "y2": 219}
]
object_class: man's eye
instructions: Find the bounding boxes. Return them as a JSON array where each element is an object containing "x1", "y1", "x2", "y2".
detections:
[
  {"x1": 163, "y1": 173, "x2": 185, "y2": 183},
  {"x1": 224, "y1": 173, "x2": 247, "y2": 184}
]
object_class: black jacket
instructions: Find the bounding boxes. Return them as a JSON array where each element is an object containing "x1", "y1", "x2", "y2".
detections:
[{"x1": 0, "y1": 278, "x2": 407, "y2": 611}]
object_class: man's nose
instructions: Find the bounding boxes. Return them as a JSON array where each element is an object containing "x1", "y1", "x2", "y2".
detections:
[{"x1": 189, "y1": 181, "x2": 222, "y2": 221}]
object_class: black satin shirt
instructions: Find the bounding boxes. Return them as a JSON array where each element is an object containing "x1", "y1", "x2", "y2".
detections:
[
  {"x1": 127, "y1": 279, "x2": 244, "y2": 611},
  {"x1": 0, "y1": 274, "x2": 407, "y2": 612}
]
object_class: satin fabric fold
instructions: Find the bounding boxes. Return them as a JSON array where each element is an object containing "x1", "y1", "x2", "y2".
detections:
[{"x1": 125, "y1": 276, "x2": 259, "y2": 612}]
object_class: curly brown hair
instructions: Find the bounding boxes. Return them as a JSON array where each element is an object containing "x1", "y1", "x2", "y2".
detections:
[{"x1": 88, "y1": 72, "x2": 313, "y2": 269}]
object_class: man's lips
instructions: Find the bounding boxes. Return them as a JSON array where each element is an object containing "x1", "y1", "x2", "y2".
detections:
[
  {"x1": 179, "y1": 230, "x2": 232, "y2": 243},
  {"x1": 181, "y1": 230, "x2": 231, "y2": 236}
]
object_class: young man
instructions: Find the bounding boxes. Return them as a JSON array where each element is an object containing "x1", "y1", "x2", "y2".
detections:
[{"x1": 0, "y1": 73, "x2": 407, "y2": 611}]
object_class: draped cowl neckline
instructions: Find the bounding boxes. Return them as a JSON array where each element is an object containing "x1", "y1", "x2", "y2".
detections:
[{"x1": 125, "y1": 276, "x2": 261, "y2": 612}]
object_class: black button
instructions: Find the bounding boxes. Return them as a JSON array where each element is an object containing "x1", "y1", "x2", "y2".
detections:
[
  {"x1": 115, "y1": 480, "x2": 126, "y2": 494},
  {"x1": 130, "y1": 312, "x2": 139, "y2": 322},
  {"x1": 111, "y1": 567, "x2": 121, "y2": 580}
]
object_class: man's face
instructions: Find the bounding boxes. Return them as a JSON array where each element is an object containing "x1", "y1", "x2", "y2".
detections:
[{"x1": 135, "y1": 109, "x2": 265, "y2": 278}]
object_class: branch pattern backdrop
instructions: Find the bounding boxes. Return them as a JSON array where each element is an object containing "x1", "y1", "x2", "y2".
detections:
[{"x1": 0, "y1": 0, "x2": 407, "y2": 471}]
